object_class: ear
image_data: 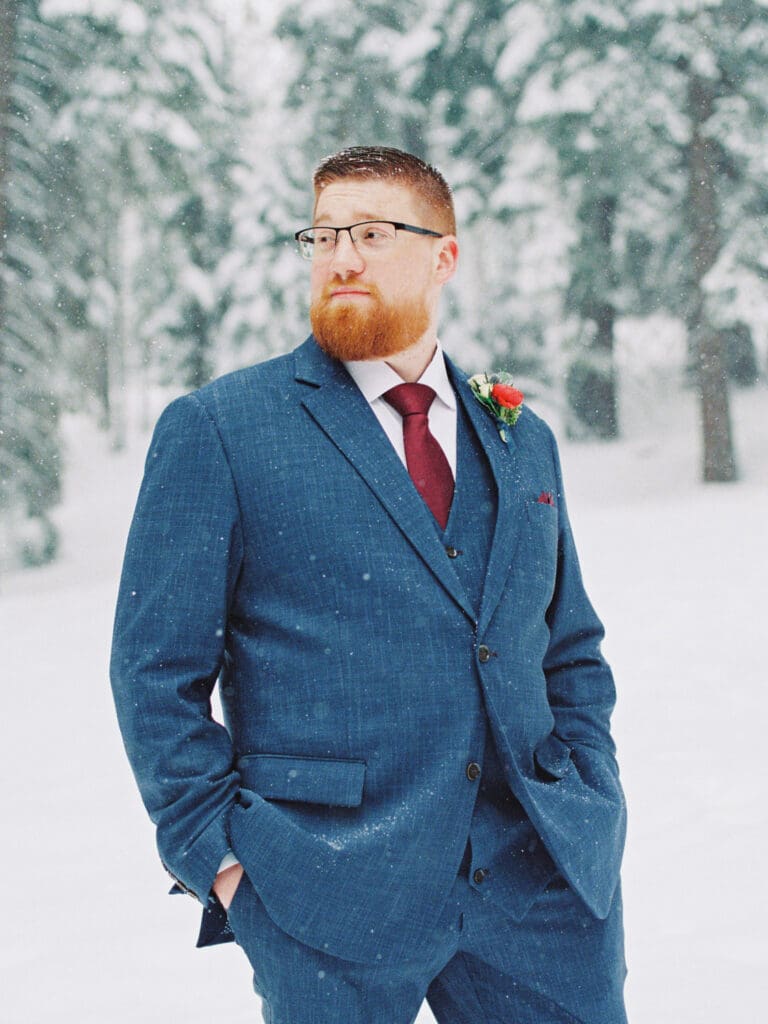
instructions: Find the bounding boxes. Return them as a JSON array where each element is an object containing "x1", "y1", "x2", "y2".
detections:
[{"x1": 434, "y1": 236, "x2": 459, "y2": 285}]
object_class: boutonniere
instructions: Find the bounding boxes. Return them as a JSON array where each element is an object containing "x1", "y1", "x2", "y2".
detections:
[{"x1": 468, "y1": 372, "x2": 524, "y2": 443}]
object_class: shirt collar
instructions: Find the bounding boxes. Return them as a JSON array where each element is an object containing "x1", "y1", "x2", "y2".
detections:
[{"x1": 344, "y1": 340, "x2": 456, "y2": 409}]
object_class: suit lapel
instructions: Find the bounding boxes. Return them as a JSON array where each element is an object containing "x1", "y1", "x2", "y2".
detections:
[
  {"x1": 447, "y1": 358, "x2": 527, "y2": 636},
  {"x1": 295, "y1": 339, "x2": 475, "y2": 623}
]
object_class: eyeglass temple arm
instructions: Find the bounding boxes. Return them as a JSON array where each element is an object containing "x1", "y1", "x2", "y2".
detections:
[{"x1": 394, "y1": 223, "x2": 444, "y2": 238}]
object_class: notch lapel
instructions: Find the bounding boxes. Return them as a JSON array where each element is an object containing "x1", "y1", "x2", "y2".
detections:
[
  {"x1": 295, "y1": 340, "x2": 475, "y2": 624},
  {"x1": 447, "y1": 359, "x2": 527, "y2": 636}
]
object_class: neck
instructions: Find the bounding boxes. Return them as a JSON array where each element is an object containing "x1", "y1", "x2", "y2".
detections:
[{"x1": 385, "y1": 332, "x2": 438, "y2": 383}]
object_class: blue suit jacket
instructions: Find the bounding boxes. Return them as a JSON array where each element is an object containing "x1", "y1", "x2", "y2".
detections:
[{"x1": 110, "y1": 337, "x2": 626, "y2": 965}]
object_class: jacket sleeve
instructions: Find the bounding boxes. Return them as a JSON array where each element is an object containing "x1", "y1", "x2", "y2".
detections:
[
  {"x1": 541, "y1": 425, "x2": 621, "y2": 784},
  {"x1": 110, "y1": 393, "x2": 244, "y2": 901}
]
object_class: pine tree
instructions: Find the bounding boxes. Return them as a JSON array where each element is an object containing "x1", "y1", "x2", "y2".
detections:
[
  {"x1": 625, "y1": 1, "x2": 768, "y2": 480},
  {"x1": 1, "y1": 0, "x2": 242, "y2": 568},
  {"x1": 491, "y1": 0, "x2": 766, "y2": 470},
  {"x1": 505, "y1": 2, "x2": 660, "y2": 438},
  {"x1": 46, "y1": 0, "x2": 241, "y2": 438},
  {"x1": 0, "y1": 1, "x2": 74, "y2": 568},
  {"x1": 408, "y1": 0, "x2": 562, "y2": 384},
  {"x1": 0, "y1": 0, "x2": 16, "y2": 560}
]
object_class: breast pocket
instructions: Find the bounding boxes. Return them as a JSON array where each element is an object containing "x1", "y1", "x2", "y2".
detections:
[{"x1": 236, "y1": 753, "x2": 366, "y2": 807}]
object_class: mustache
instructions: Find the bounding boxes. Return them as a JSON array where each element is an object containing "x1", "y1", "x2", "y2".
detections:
[{"x1": 320, "y1": 278, "x2": 381, "y2": 302}]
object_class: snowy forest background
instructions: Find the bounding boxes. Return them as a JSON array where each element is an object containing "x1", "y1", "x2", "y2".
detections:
[
  {"x1": 2, "y1": 0, "x2": 768, "y2": 568},
  {"x1": 1, "y1": 3, "x2": 767, "y2": 1022}
]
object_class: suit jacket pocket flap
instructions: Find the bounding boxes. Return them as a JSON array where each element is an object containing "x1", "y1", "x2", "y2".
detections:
[
  {"x1": 533, "y1": 734, "x2": 573, "y2": 780},
  {"x1": 237, "y1": 753, "x2": 366, "y2": 807}
]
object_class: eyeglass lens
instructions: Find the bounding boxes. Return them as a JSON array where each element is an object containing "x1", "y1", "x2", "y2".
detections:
[{"x1": 298, "y1": 222, "x2": 398, "y2": 259}]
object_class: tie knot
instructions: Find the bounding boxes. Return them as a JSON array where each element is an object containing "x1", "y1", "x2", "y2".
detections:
[{"x1": 383, "y1": 382, "x2": 436, "y2": 418}]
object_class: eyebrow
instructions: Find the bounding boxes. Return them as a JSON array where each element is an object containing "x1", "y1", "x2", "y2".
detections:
[{"x1": 312, "y1": 211, "x2": 382, "y2": 225}]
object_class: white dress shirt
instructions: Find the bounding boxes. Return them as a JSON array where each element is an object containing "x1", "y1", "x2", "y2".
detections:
[{"x1": 343, "y1": 340, "x2": 457, "y2": 476}]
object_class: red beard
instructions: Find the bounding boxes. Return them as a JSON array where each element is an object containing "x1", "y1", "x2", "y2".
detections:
[{"x1": 310, "y1": 282, "x2": 430, "y2": 362}]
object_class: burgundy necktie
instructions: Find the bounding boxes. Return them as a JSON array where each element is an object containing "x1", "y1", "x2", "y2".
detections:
[{"x1": 383, "y1": 383, "x2": 454, "y2": 529}]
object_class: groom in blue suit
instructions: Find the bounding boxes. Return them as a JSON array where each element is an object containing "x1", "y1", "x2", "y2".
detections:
[{"x1": 111, "y1": 146, "x2": 627, "y2": 1023}]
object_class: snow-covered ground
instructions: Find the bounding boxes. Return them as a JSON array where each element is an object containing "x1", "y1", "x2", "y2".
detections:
[{"x1": 2, "y1": 378, "x2": 766, "y2": 1023}]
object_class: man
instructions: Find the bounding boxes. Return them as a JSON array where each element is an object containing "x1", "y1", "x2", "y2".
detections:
[{"x1": 111, "y1": 146, "x2": 627, "y2": 1023}]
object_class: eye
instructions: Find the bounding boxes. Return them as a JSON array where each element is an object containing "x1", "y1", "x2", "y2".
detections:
[
  {"x1": 358, "y1": 223, "x2": 393, "y2": 246},
  {"x1": 314, "y1": 229, "x2": 336, "y2": 248}
]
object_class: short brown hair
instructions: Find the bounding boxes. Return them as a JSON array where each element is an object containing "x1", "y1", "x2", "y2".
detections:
[{"x1": 313, "y1": 146, "x2": 456, "y2": 236}]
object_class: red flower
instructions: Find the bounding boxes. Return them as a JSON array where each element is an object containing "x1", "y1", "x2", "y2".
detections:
[
  {"x1": 537, "y1": 491, "x2": 555, "y2": 506},
  {"x1": 491, "y1": 383, "x2": 524, "y2": 409}
]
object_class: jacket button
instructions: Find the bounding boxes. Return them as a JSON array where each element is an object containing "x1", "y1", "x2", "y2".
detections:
[
  {"x1": 473, "y1": 868, "x2": 489, "y2": 884},
  {"x1": 445, "y1": 545, "x2": 460, "y2": 558},
  {"x1": 477, "y1": 644, "x2": 491, "y2": 663},
  {"x1": 466, "y1": 762, "x2": 481, "y2": 781}
]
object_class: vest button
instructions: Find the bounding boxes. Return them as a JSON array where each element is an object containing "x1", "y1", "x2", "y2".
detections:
[
  {"x1": 473, "y1": 868, "x2": 489, "y2": 885},
  {"x1": 466, "y1": 762, "x2": 481, "y2": 781},
  {"x1": 445, "y1": 545, "x2": 460, "y2": 558},
  {"x1": 477, "y1": 644, "x2": 492, "y2": 663}
]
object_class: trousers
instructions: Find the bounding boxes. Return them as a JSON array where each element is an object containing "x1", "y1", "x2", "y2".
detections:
[{"x1": 226, "y1": 856, "x2": 627, "y2": 1024}]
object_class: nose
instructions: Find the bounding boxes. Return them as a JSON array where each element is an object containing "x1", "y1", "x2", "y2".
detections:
[{"x1": 328, "y1": 227, "x2": 365, "y2": 276}]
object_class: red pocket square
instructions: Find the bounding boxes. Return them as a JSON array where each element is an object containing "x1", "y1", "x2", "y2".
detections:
[{"x1": 537, "y1": 491, "x2": 555, "y2": 506}]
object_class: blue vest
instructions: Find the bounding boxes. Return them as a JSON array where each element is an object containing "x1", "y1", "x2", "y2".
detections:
[{"x1": 443, "y1": 397, "x2": 558, "y2": 920}]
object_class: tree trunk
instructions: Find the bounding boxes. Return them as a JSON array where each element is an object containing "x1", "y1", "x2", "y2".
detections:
[
  {"x1": 0, "y1": 0, "x2": 14, "y2": 239},
  {"x1": 567, "y1": 192, "x2": 619, "y2": 439},
  {"x1": 0, "y1": 0, "x2": 17, "y2": 420},
  {"x1": 687, "y1": 71, "x2": 737, "y2": 482},
  {"x1": 110, "y1": 205, "x2": 134, "y2": 452}
]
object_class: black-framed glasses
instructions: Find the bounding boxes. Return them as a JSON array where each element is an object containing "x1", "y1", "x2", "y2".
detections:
[{"x1": 294, "y1": 220, "x2": 444, "y2": 261}]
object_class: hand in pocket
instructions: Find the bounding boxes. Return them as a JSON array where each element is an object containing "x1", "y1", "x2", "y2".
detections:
[{"x1": 212, "y1": 862, "x2": 244, "y2": 910}]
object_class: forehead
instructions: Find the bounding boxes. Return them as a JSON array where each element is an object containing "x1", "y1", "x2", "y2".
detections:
[{"x1": 313, "y1": 177, "x2": 423, "y2": 225}]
